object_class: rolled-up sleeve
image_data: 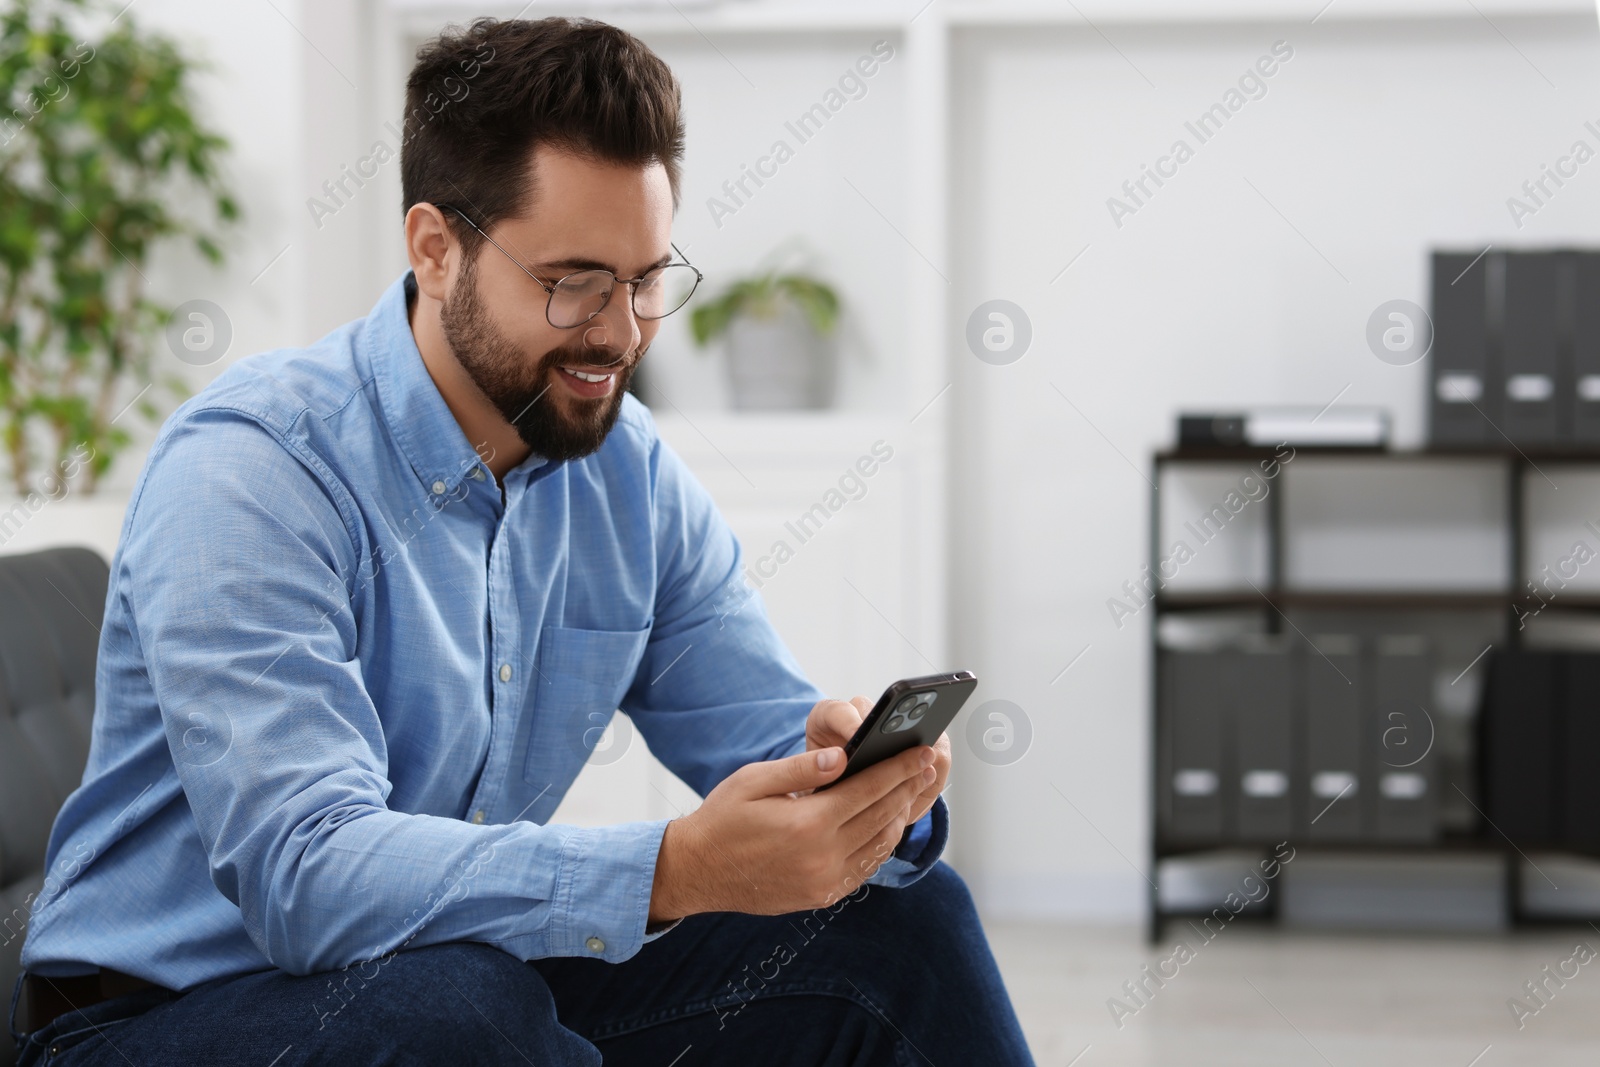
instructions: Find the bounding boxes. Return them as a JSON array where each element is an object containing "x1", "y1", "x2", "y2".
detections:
[
  {"x1": 871, "y1": 795, "x2": 949, "y2": 885},
  {"x1": 125, "y1": 409, "x2": 670, "y2": 972}
]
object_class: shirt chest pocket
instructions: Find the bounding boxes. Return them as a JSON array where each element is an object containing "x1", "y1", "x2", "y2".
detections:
[{"x1": 522, "y1": 622, "x2": 651, "y2": 786}]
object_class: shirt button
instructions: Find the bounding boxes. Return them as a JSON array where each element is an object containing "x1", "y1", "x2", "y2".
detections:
[
  {"x1": 499, "y1": 663, "x2": 512, "y2": 683},
  {"x1": 431, "y1": 480, "x2": 447, "y2": 495},
  {"x1": 585, "y1": 936, "x2": 605, "y2": 953},
  {"x1": 472, "y1": 810, "x2": 485, "y2": 824},
  {"x1": 470, "y1": 467, "x2": 486, "y2": 481}
]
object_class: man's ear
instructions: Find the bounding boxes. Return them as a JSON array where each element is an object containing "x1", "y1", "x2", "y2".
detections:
[{"x1": 405, "y1": 203, "x2": 456, "y2": 303}]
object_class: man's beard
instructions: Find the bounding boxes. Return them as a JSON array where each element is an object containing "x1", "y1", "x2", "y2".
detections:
[{"x1": 440, "y1": 258, "x2": 638, "y2": 463}]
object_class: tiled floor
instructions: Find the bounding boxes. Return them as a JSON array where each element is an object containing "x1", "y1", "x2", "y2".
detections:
[{"x1": 985, "y1": 919, "x2": 1600, "y2": 1065}]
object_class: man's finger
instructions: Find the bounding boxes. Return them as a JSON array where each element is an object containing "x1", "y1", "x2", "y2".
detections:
[
  {"x1": 841, "y1": 807, "x2": 912, "y2": 886},
  {"x1": 815, "y1": 744, "x2": 930, "y2": 819},
  {"x1": 738, "y1": 746, "x2": 846, "y2": 799},
  {"x1": 831, "y1": 698, "x2": 865, "y2": 734},
  {"x1": 840, "y1": 769, "x2": 926, "y2": 851}
]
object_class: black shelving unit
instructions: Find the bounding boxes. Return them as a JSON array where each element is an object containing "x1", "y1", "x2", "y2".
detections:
[{"x1": 1146, "y1": 446, "x2": 1600, "y2": 941}]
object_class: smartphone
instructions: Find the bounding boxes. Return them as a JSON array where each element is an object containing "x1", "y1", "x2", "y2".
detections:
[{"x1": 813, "y1": 671, "x2": 978, "y2": 791}]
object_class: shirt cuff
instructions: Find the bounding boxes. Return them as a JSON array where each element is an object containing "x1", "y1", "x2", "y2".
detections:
[
  {"x1": 553, "y1": 818, "x2": 675, "y2": 962},
  {"x1": 643, "y1": 916, "x2": 683, "y2": 941}
]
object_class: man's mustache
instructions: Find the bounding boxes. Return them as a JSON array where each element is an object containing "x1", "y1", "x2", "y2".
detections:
[{"x1": 544, "y1": 345, "x2": 640, "y2": 373}]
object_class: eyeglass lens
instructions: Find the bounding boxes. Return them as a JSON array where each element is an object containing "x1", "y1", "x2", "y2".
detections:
[{"x1": 547, "y1": 264, "x2": 700, "y2": 328}]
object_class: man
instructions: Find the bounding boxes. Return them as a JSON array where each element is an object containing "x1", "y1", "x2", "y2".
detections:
[{"x1": 11, "y1": 16, "x2": 1034, "y2": 1065}]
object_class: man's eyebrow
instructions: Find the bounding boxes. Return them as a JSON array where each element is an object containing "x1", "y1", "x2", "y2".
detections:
[{"x1": 533, "y1": 251, "x2": 676, "y2": 275}]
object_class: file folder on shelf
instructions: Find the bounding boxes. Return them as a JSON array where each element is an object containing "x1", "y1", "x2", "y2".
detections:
[
  {"x1": 1225, "y1": 637, "x2": 1294, "y2": 843},
  {"x1": 1562, "y1": 654, "x2": 1600, "y2": 851},
  {"x1": 1429, "y1": 250, "x2": 1494, "y2": 447},
  {"x1": 1481, "y1": 651, "x2": 1560, "y2": 846},
  {"x1": 1500, "y1": 252, "x2": 1563, "y2": 447},
  {"x1": 1573, "y1": 253, "x2": 1600, "y2": 445},
  {"x1": 1159, "y1": 650, "x2": 1224, "y2": 845},
  {"x1": 1370, "y1": 634, "x2": 1438, "y2": 843},
  {"x1": 1301, "y1": 634, "x2": 1364, "y2": 842}
]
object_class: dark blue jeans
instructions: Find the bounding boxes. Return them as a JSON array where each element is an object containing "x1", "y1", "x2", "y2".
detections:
[{"x1": 10, "y1": 860, "x2": 1034, "y2": 1065}]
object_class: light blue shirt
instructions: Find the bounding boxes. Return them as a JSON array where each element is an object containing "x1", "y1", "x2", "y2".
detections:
[{"x1": 21, "y1": 271, "x2": 946, "y2": 990}]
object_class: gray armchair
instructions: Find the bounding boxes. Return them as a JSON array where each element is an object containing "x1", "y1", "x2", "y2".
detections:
[{"x1": 0, "y1": 548, "x2": 108, "y2": 1067}]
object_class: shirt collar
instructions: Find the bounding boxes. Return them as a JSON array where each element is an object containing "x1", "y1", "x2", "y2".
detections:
[{"x1": 365, "y1": 270, "x2": 525, "y2": 497}]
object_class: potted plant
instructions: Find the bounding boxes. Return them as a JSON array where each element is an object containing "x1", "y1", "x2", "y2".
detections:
[
  {"x1": 689, "y1": 262, "x2": 841, "y2": 411},
  {"x1": 0, "y1": 0, "x2": 237, "y2": 553}
]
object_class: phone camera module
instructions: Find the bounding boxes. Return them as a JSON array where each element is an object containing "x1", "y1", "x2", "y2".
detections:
[{"x1": 885, "y1": 692, "x2": 937, "y2": 733}]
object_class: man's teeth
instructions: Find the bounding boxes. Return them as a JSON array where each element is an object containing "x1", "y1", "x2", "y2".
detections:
[{"x1": 562, "y1": 367, "x2": 612, "y2": 383}]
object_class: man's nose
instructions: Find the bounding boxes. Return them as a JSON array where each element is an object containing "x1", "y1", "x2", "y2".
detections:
[{"x1": 583, "y1": 286, "x2": 641, "y2": 361}]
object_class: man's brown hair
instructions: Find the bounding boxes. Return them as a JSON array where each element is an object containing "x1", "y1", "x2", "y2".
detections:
[{"x1": 401, "y1": 17, "x2": 685, "y2": 255}]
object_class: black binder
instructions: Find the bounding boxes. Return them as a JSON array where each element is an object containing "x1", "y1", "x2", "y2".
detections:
[
  {"x1": 1370, "y1": 635, "x2": 1437, "y2": 843},
  {"x1": 1563, "y1": 654, "x2": 1600, "y2": 851},
  {"x1": 1429, "y1": 251, "x2": 1494, "y2": 447},
  {"x1": 1160, "y1": 650, "x2": 1224, "y2": 844},
  {"x1": 1481, "y1": 651, "x2": 1560, "y2": 845},
  {"x1": 1573, "y1": 253, "x2": 1600, "y2": 445},
  {"x1": 1500, "y1": 252, "x2": 1563, "y2": 446},
  {"x1": 1301, "y1": 634, "x2": 1364, "y2": 842},
  {"x1": 1227, "y1": 636, "x2": 1294, "y2": 842}
]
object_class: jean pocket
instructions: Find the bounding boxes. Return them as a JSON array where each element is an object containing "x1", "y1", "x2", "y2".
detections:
[
  {"x1": 37, "y1": 1013, "x2": 137, "y2": 1063},
  {"x1": 521, "y1": 623, "x2": 650, "y2": 785}
]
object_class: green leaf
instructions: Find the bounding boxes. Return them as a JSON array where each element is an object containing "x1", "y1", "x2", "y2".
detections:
[
  {"x1": 687, "y1": 265, "x2": 840, "y2": 348},
  {"x1": 0, "y1": 0, "x2": 237, "y2": 494}
]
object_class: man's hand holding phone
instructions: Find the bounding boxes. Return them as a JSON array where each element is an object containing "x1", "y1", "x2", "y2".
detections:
[
  {"x1": 648, "y1": 697, "x2": 947, "y2": 923},
  {"x1": 804, "y1": 696, "x2": 951, "y2": 824}
]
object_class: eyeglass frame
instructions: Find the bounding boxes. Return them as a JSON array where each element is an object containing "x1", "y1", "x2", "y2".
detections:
[{"x1": 433, "y1": 202, "x2": 703, "y2": 330}]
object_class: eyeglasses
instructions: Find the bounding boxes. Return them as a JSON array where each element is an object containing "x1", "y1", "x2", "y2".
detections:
[{"x1": 435, "y1": 203, "x2": 702, "y2": 329}]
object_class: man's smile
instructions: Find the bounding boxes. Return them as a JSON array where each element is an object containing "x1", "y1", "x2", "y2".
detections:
[{"x1": 555, "y1": 357, "x2": 631, "y2": 400}]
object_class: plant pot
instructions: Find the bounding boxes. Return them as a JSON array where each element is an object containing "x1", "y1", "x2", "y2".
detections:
[
  {"x1": 723, "y1": 303, "x2": 838, "y2": 411},
  {"x1": 0, "y1": 492, "x2": 128, "y2": 563}
]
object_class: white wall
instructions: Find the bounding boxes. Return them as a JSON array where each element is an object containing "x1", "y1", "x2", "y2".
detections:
[
  {"x1": 949, "y1": 12, "x2": 1600, "y2": 919},
  {"x1": 121, "y1": 0, "x2": 311, "y2": 487}
]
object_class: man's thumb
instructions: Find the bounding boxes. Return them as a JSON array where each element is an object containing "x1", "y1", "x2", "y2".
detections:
[
  {"x1": 737, "y1": 747, "x2": 846, "y2": 798},
  {"x1": 780, "y1": 746, "x2": 845, "y2": 794}
]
